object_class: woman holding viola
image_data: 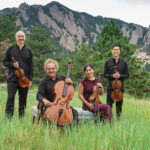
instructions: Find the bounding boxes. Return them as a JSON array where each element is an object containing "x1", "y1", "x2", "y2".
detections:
[{"x1": 78, "y1": 63, "x2": 113, "y2": 123}]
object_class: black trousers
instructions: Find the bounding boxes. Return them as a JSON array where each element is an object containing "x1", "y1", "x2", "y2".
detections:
[
  {"x1": 107, "y1": 90, "x2": 123, "y2": 118},
  {"x1": 5, "y1": 81, "x2": 28, "y2": 118}
]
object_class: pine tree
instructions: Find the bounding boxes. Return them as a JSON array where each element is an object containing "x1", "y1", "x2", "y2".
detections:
[
  {"x1": 0, "y1": 41, "x2": 10, "y2": 81},
  {"x1": 61, "y1": 19, "x2": 150, "y2": 97},
  {"x1": 0, "y1": 14, "x2": 20, "y2": 81},
  {"x1": 72, "y1": 43, "x2": 92, "y2": 81},
  {"x1": 26, "y1": 25, "x2": 56, "y2": 83},
  {"x1": 0, "y1": 14, "x2": 20, "y2": 43},
  {"x1": 92, "y1": 19, "x2": 150, "y2": 98}
]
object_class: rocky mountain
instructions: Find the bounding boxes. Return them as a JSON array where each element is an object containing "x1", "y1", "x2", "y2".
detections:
[{"x1": 0, "y1": 1, "x2": 150, "y2": 51}]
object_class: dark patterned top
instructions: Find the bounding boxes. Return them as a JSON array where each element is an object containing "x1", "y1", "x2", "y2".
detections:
[{"x1": 80, "y1": 78, "x2": 101, "y2": 111}]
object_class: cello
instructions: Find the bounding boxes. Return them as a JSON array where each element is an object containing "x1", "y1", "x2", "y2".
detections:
[
  {"x1": 111, "y1": 66, "x2": 123, "y2": 101},
  {"x1": 89, "y1": 73, "x2": 103, "y2": 104},
  {"x1": 44, "y1": 60, "x2": 74, "y2": 126},
  {"x1": 12, "y1": 57, "x2": 30, "y2": 88}
]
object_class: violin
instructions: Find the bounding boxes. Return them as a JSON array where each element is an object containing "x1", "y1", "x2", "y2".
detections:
[
  {"x1": 44, "y1": 60, "x2": 74, "y2": 126},
  {"x1": 89, "y1": 73, "x2": 102, "y2": 104},
  {"x1": 12, "y1": 57, "x2": 30, "y2": 88},
  {"x1": 111, "y1": 66, "x2": 123, "y2": 101}
]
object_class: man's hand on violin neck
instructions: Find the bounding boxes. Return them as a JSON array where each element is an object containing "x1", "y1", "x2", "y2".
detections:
[
  {"x1": 13, "y1": 61, "x2": 19, "y2": 68},
  {"x1": 113, "y1": 72, "x2": 120, "y2": 79}
]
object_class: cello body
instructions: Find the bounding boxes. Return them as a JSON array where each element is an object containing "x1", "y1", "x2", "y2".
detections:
[{"x1": 44, "y1": 81, "x2": 74, "y2": 125}]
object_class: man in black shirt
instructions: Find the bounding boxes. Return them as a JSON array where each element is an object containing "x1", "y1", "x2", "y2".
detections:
[
  {"x1": 104, "y1": 44, "x2": 129, "y2": 118},
  {"x1": 3, "y1": 31, "x2": 33, "y2": 118},
  {"x1": 37, "y1": 58, "x2": 78, "y2": 125}
]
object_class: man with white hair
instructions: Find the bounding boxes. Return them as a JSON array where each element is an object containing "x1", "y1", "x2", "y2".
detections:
[
  {"x1": 36, "y1": 58, "x2": 78, "y2": 125},
  {"x1": 3, "y1": 30, "x2": 33, "y2": 119}
]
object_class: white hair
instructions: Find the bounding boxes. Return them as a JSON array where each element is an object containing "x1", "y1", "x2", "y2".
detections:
[
  {"x1": 15, "y1": 31, "x2": 26, "y2": 38},
  {"x1": 44, "y1": 58, "x2": 59, "y2": 72}
]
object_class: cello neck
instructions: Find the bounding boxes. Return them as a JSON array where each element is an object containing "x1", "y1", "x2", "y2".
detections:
[
  {"x1": 63, "y1": 60, "x2": 71, "y2": 97},
  {"x1": 66, "y1": 67, "x2": 71, "y2": 78}
]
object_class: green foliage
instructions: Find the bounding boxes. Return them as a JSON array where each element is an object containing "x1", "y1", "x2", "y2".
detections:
[
  {"x1": 26, "y1": 25, "x2": 56, "y2": 83},
  {"x1": 145, "y1": 63, "x2": 150, "y2": 72},
  {"x1": 92, "y1": 19, "x2": 150, "y2": 98},
  {"x1": 71, "y1": 43, "x2": 92, "y2": 81},
  {"x1": 0, "y1": 41, "x2": 10, "y2": 81},
  {"x1": 0, "y1": 14, "x2": 20, "y2": 81},
  {"x1": 0, "y1": 14, "x2": 20, "y2": 43},
  {"x1": 126, "y1": 71, "x2": 150, "y2": 97},
  {"x1": 0, "y1": 90, "x2": 150, "y2": 150},
  {"x1": 72, "y1": 19, "x2": 150, "y2": 98},
  {"x1": 89, "y1": 19, "x2": 132, "y2": 87}
]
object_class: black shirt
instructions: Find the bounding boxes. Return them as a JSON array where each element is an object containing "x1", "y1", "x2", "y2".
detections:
[
  {"x1": 3, "y1": 44, "x2": 33, "y2": 82},
  {"x1": 37, "y1": 75, "x2": 66, "y2": 102},
  {"x1": 104, "y1": 58, "x2": 129, "y2": 91}
]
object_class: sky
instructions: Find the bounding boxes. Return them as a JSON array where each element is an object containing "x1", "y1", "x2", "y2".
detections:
[{"x1": 0, "y1": 0, "x2": 150, "y2": 28}]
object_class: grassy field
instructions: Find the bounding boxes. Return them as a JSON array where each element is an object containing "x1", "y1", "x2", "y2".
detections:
[{"x1": 0, "y1": 87, "x2": 150, "y2": 150}]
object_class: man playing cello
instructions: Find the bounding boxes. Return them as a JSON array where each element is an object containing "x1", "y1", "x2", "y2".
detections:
[{"x1": 36, "y1": 58, "x2": 78, "y2": 125}]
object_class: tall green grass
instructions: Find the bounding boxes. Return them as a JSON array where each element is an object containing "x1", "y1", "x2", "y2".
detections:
[{"x1": 0, "y1": 88, "x2": 150, "y2": 150}]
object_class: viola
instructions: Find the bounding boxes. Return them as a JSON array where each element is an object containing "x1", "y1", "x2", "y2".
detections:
[
  {"x1": 12, "y1": 57, "x2": 30, "y2": 88},
  {"x1": 111, "y1": 66, "x2": 123, "y2": 101},
  {"x1": 44, "y1": 60, "x2": 74, "y2": 126},
  {"x1": 89, "y1": 73, "x2": 102, "y2": 104}
]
